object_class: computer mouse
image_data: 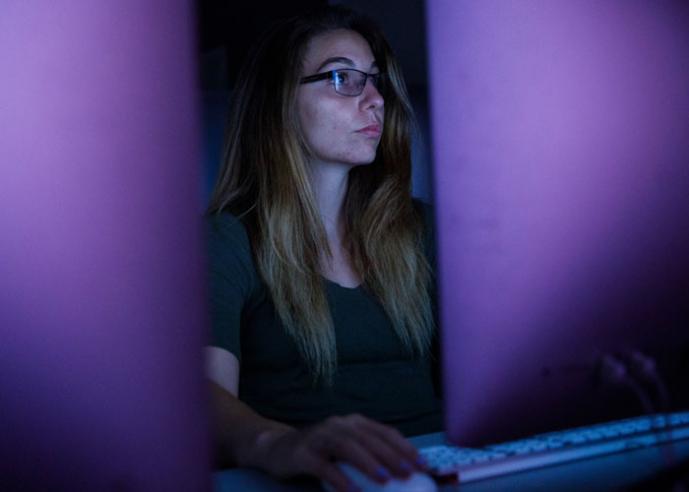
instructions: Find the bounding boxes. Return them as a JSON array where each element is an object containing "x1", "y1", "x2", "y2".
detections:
[{"x1": 321, "y1": 462, "x2": 438, "y2": 492}]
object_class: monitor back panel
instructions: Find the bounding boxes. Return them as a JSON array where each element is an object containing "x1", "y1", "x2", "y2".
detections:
[
  {"x1": 426, "y1": 1, "x2": 689, "y2": 446},
  {"x1": 0, "y1": 3, "x2": 210, "y2": 489}
]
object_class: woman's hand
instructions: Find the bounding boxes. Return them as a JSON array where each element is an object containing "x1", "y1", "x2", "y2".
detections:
[
  {"x1": 209, "y1": 382, "x2": 424, "y2": 491},
  {"x1": 253, "y1": 413, "x2": 425, "y2": 492}
]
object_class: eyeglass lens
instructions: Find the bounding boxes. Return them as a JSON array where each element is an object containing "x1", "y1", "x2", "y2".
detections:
[{"x1": 333, "y1": 69, "x2": 380, "y2": 96}]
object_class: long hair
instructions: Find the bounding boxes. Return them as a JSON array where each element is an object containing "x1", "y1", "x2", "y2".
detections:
[{"x1": 208, "y1": 5, "x2": 434, "y2": 384}]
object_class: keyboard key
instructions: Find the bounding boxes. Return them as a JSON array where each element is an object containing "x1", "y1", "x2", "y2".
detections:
[{"x1": 420, "y1": 411, "x2": 689, "y2": 483}]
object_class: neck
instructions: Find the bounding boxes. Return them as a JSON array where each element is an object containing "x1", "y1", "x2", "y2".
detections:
[
  {"x1": 309, "y1": 161, "x2": 351, "y2": 239},
  {"x1": 309, "y1": 160, "x2": 362, "y2": 287}
]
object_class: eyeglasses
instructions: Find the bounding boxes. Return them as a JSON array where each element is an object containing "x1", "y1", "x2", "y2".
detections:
[{"x1": 299, "y1": 68, "x2": 383, "y2": 97}]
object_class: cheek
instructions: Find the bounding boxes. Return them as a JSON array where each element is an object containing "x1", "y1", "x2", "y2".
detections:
[{"x1": 298, "y1": 99, "x2": 345, "y2": 148}]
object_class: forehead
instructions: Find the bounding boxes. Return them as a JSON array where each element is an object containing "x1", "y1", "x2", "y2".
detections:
[{"x1": 301, "y1": 29, "x2": 376, "y2": 74}]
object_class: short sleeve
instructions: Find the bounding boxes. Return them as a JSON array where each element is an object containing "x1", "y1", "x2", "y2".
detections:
[{"x1": 206, "y1": 213, "x2": 258, "y2": 360}]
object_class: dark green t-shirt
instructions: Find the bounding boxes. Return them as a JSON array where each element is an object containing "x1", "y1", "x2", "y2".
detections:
[{"x1": 207, "y1": 203, "x2": 442, "y2": 437}]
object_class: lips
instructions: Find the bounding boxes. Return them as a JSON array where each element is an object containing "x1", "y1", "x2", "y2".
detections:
[{"x1": 356, "y1": 124, "x2": 382, "y2": 137}]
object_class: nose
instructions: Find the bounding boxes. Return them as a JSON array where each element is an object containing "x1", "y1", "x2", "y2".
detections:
[{"x1": 360, "y1": 78, "x2": 384, "y2": 110}]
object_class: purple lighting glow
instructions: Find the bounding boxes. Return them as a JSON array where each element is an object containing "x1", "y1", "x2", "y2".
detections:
[
  {"x1": 1, "y1": 2, "x2": 209, "y2": 490},
  {"x1": 427, "y1": 1, "x2": 689, "y2": 444}
]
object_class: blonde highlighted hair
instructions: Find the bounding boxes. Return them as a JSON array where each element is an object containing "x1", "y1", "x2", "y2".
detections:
[{"x1": 208, "y1": 5, "x2": 434, "y2": 384}]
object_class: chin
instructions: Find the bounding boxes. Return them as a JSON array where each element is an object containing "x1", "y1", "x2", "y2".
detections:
[
  {"x1": 351, "y1": 147, "x2": 380, "y2": 166},
  {"x1": 328, "y1": 152, "x2": 377, "y2": 167},
  {"x1": 315, "y1": 147, "x2": 379, "y2": 167},
  {"x1": 348, "y1": 155, "x2": 377, "y2": 167}
]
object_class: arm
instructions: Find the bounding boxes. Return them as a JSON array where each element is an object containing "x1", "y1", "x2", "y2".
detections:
[
  {"x1": 206, "y1": 347, "x2": 425, "y2": 492},
  {"x1": 205, "y1": 346, "x2": 292, "y2": 469}
]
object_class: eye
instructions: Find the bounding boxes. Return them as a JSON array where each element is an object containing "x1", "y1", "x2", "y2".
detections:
[{"x1": 333, "y1": 70, "x2": 350, "y2": 85}]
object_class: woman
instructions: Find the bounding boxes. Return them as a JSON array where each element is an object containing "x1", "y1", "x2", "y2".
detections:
[{"x1": 206, "y1": 6, "x2": 441, "y2": 491}]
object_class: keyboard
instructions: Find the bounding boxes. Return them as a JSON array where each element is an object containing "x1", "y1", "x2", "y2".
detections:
[{"x1": 420, "y1": 411, "x2": 689, "y2": 483}]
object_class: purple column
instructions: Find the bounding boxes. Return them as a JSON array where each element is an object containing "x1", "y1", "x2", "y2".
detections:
[
  {"x1": 427, "y1": 1, "x2": 689, "y2": 443},
  {"x1": 1, "y1": 2, "x2": 209, "y2": 490}
]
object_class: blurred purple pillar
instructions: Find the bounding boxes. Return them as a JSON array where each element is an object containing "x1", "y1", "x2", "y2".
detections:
[
  {"x1": 427, "y1": 1, "x2": 689, "y2": 442},
  {"x1": 0, "y1": 2, "x2": 209, "y2": 490}
]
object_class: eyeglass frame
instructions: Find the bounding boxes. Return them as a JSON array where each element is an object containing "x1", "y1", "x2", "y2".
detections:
[{"x1": 299, "y1": 68, "x2": 384, "y2": 97}]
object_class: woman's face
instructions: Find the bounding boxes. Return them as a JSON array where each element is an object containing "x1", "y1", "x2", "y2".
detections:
[{"x1": 296, "y1": 29, "x2": 385, "y2": 168}]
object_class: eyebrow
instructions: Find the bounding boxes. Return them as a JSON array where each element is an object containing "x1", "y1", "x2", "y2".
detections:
[{"x1": 315, "y1": 56, "x2": 378, "y2": 73}]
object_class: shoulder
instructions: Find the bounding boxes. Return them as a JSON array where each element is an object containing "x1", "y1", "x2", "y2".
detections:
[
  {"x1": 206, "y1": 212, "x2": 252, "y2": 250},
  {"x1": 205, "y1": 211, "x2": 256, "y2": 275},
  {"x1": 206, "y1": 210, "x2": 247, "y2": 234}
]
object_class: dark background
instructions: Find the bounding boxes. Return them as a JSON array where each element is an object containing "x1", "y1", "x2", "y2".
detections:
[{"x1": 195, "y1": 0, "x2": 434, "y2": 203}]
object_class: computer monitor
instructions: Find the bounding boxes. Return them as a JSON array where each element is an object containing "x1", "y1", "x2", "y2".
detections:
[
  {"x1": 0, "y1": 3, "x2": 209, "y2": 490},
  {"x1": 427, "y1": 1, "x2": 689, "y2": 446}
]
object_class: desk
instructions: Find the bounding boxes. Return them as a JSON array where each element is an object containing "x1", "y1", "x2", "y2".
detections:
[{"x1": 213, "y1": 432, "x2": 689, "y2": 491}]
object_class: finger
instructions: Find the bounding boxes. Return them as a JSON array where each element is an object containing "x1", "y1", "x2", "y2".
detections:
[
  {"x1": 361, "y1": 416, "x2": 419, "y2": 456},
  {"x1": 334, "y1": 438, "x2": 394, "y2": 484},
  {"x1": 309, "y1": 423, "x2": 392, "y2": 484},
  {"x1": 298, "y1": 452, "x2": 358, "y2": 492},
  {"x1": 341, "y1": 419, "x2": 418, "y2": 478},
  {"x1": 352, "y1": 416, "x2": 423, "y2": 471}
]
